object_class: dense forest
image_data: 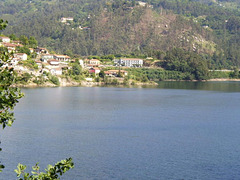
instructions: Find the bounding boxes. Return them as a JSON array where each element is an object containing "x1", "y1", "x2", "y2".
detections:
[{"x1": 0, "y1": 0, "x2": 240, "y2": 68}]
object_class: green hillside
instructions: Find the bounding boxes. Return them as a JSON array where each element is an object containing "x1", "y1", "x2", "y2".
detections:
[{"x1": 0, "y1": 0, "x2": 240, "y2": 68}]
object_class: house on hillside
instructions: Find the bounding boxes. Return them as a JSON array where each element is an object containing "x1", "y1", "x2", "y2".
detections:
[
  {"x1": 48, "y1": 59, "x2": 60, "y2": 66},
  {"x1": 12, "y1": 40, "x2": 22, "y2": 45},
  {"x1": 60, "y1": 17, "x2": 74, "y2": 23},
  {"x1": 35, "y1": 60, "x2": 42, "y2": 68},
  {"x1": 2, "y1": 43, "x2": 16, "y2": 52},
  {"x1": 41, "y1": 54, "x2": 54, "y2": 62},
  {"x1": 0, "y1": 36, "x2": 10, "y2": 43},
  {"x1": 137, "y1": 1, "x2": 153, "y2": 8},
  {"x1": 29, "y1": 48, "x2": 34, "y2": 53},
  {"x1": 10, "y1": 58, "x2": 21, "y2": 66},
  {"x1": 54, "y1": 54, "x2": 70, "y2": 62},
  {"x1": 35, "y1": 47, "x2": 49, "y2": 54},
  {"x1": 114, "y1": 58, "x2": 143, "y2": 67},
  {"x1": 2, "y1": 43, "x2": 23, "y2": 52},
  {"x1": 89, "y1": 67, "x2": 100, "y2": 74},
  {"x1": 138, "y1": 1, "x2": 147, "y2": 6},
  {"x1": 104, "y1": 70, "x2": 128, "y2": 77},
  {"x1": 79, "y1": 59, "x2": 84, "y2": 67},
  {"x1": 14, "y1": 53, "x2": 28, "y2": 61},
  {"x1": 50, "y1": 67, "x2": 62, "y2": 76},
  {"x1": 84, "y1": 59, "x2": 101, "y2": 66}
]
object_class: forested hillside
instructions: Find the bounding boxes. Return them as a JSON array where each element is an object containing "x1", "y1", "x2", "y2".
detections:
[{"x1": 0, "y1": 0, "x2": 240, "y2": 68}]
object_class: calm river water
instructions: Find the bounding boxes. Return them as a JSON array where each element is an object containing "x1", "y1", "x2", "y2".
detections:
[{"x1": 1, "y1": 81, "x2": 240, "y2": 180}]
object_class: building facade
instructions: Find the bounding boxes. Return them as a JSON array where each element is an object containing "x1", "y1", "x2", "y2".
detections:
[{"x1": 114, "y1": 58, "x2": 143, "y2": 67}]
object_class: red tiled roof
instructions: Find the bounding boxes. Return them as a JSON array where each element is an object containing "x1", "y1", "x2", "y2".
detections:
[
  {"x1": 54, "y1": 54, "x2": 70, "y2": 58},
  {"x1": 3, "y1": 42, "x2": 23, "y2": 47},
  {"x1": 2, "y1": 43, "x2": 17, "y2": 47},
  {"x1": 90, "y1": 59, "x2": 100, "y2": 61},
  {"x1": 48, "y1": 59, "x2": 59, "y2": 62},
  {"x1": 0, "y1": 36, "x2": 10, "y2": 39}
]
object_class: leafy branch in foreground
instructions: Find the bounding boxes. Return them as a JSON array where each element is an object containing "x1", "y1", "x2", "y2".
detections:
[
  {"x1": 0, "y1": 21, "x2": 24, "y2": 172},
  {"x1": 0, "y1": 19, "x2": 74, "y2": 178},
  {"x1": 15, "y1": 158, "x2": 74, "y2": 180}
]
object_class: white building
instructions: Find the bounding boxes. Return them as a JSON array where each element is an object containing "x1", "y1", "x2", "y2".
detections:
[
  {"x1": 60, "y1": 17, "x2": 74, "y2": 23},
  {"x1": 2, "y1": 43, "x2": 18, "y2": 52},
  {"x1": 41, "y1": 54, "x2": 54, "y2": 62},
  {"x1": 89, "y1": 67, "x2": 101, "y2": 74},
  {"x1": 10, "y1": 58, "x2": 20, "y2": 66},
  {"x1": 35, "y1": 60, "x2": 42, "y2": 68},
  {"x1": 79, "y1": 59, "x2": 84, "y2": 67},
  {"x1": 0, "y1": 36, "x2": 10, "y2": 43},
  {"x1": 14, "y1": 53, "x2": 28, "y2": 61},
  {"x1": 114, "y1": 58, "x2": 143, "y2": 67},
  {"x1": 48, "y1": 59, "x2": 60, "y2": 66},
  {"x1": 84, "y1": 59, "x2": 101, "y2": 66},
  {"x1": 54, "y1": 54, "x2": 70, "y2": 62},
  {"x1": 104, "y1": 70, "x2": 128, "y2": 77},
  {"x1": 137, "y1": 1, "x2": 153, "y2": 8},
  {"x1": 138, "y1": 1, "x2": 147, "y2": 6},
  {"x1": 50, "y1": 67, "x2": 62, "y2": 76},
  {"x1": 35, "y1": 47, "x2": 49, "y2": 54}
]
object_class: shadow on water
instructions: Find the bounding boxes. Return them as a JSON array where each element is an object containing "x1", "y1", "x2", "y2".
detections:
[{"x1": 155, "y1": 81, "x2": 240, "y2": 92}]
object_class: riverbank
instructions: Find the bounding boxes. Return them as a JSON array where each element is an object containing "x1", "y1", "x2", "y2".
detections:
[
  {"x1": 208, "y1": 78, "x2": 240, "y2": 81},
  {"x1": 14, "y1": 78, "x2": 240, "y2": 88},
  {"x1": 14, "y1": 78, "x2": 159, "y2": 88}
]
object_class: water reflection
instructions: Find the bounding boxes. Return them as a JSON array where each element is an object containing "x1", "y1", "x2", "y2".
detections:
[{"x1": 156, "y1": 81, "x2": 240, "y2": 92}]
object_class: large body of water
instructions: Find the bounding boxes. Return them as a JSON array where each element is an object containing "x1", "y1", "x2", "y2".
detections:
[{"x1": 1, "y1": 82, "x2": 240, "y2": 179}]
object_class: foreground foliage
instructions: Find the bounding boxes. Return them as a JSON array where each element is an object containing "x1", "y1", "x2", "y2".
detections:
[
  {"x1": 0, "y1": 20, "x2": 24, "y2": 172},
  {"x1": 15, "y1": 158, "x2": 74, "y2": 180},
  {"x1": 0, "y1": 19, "x2": 74, "y2": 178}
]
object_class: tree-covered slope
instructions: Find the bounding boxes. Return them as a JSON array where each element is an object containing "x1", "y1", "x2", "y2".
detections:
[
  {"x1": 0, "y1": 0, "x2": 240, "y2": 67},
  {"x1": 0, "y1": 1, "x2": 213, "y2": 55}
]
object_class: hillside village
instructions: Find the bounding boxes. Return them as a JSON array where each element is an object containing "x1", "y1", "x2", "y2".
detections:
[
  {"x1": 1, "y1": 31, "x2": 239, "y2": 87},
  {"x1": 0, "y1": 35, "x2": 153, "y2": 86}
]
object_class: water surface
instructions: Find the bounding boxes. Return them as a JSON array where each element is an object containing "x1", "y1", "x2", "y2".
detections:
[{"x1": 1, "y1": 82, "x2": 240, "y2": 179}]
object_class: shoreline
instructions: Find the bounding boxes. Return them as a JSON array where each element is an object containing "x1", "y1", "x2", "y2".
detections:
[
  {"x1": 14, "y1": 78, "x2": 240, "y2": 88},
  {"x1": 208, "y1": 78, "x2": 240, "y2": 82}
]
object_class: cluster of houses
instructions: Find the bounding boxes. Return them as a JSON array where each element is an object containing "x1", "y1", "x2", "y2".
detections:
[
  {"x1": 84, "y1": 57, "x2": 144, "y2": 77},
  {"x1": 0, "y1": 35, "x2": 146, "y2": 79},
  {"x1": 0, "y1": 36, "x2": 26, "y2": 52},
  {"x1": 0, "y1": 36, "x2": 30, "y2": 66},
  {"x1": 38, "y1": 52, "x2": 72, "y2": 76},
  {"x1": 0, "y1": 36, "x2": 72, "y2": 75},
  {"x1": 37, "y1": 55, "x2": 143, "y2": 77}
]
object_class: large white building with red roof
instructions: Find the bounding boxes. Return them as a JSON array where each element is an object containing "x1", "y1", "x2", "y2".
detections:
[
  {"x1": 14, "y1": 53, "x2": 28, "y2": 61},
  {"x1": 54, "y1": 54, "x2": 70, "y2": 62}
]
